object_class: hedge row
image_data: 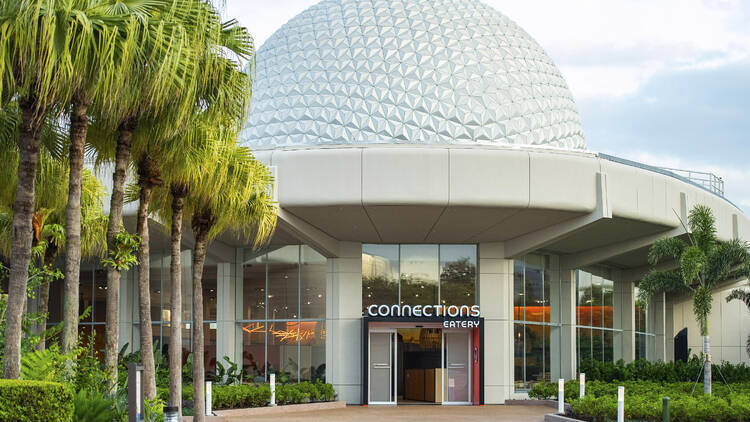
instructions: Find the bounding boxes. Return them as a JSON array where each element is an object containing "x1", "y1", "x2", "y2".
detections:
[
  {"x1": 530, "y1": 380, "x2": 750, "y2": 422},
  {"x1": 157, "y1": 380, "x2": 336, "y2": 410},
  {"x1": 0, "y1": 379, "x2": 74, "y2": 422},
  {"x1": 578, "y1": 357, "x2": 750, "y2": 383}
]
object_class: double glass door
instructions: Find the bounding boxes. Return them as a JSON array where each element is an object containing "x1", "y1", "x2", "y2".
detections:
[{"x1": 368, "y1": 328, "x2": 472, "y2": 405}]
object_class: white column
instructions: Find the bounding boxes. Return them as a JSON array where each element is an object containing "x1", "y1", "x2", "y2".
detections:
[
  {"x1": 325, "y1": 242, "x2": 362, "y2": 404},
  {"x1": 216, "y1": 261, "x2": 237, "y2": 371},
  {"x1": 614, "y1": 280, "x2": 635, "y2": 362},
  {"x1": 120, "y1": 268, "x2": 136, "y2": 352},
  {"x1": 555, "y1": 269, "x2": 577, "y2": 380},
  {"x1": 665, "y1": 300, "x2": 674, "y2": 362},
  {"x1": 478, "y1": 242, "x2": 514, "y2": 404},
  {"x1": 652, "y1": 292, "x2": 666, "y2": 361}
]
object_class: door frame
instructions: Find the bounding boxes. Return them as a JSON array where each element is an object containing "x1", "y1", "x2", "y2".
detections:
[
  {"x1": 361, "y1": 316, "x2": 484, "y2": 405},
  {"x1": 367, "y1": 328, "x2": 398, "y2": 405}
]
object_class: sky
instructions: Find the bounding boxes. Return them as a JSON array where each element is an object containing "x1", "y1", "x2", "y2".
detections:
[{"x1": 223, "y1": 0, "x2": 750, "y2": 211}]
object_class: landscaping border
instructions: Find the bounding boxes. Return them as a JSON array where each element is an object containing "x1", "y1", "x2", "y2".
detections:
[
  {"x1": 183, "y1": 400, "x2": 347, "y2": 421},
  {"x1": 544, "y1": 414, "x2": 584, "y2": 422}
]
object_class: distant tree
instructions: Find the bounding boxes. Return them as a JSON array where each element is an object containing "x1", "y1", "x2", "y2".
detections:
[
  {"x1": 726, "y1": 286, "x2": 750, "y2": 359},
  {"x1": 638, "y1": 205, "x2": 750, "y2": 395}
]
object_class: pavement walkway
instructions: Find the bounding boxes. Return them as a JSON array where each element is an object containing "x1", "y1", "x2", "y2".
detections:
[{"x1": 222, "y1": 404, "x2": 551, "y2": 422}]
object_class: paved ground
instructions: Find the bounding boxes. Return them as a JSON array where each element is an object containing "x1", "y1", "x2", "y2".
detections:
[{"x1": 224, "y1": 404, "x2": 551, "y2": 422}]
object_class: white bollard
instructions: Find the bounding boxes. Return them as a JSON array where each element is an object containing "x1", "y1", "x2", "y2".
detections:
[
  {"x1": 579, "y1": 373, "x2": 585, "y2": 398},
  {"x1": 205, "y1": 381, "x2": 212, "y2": 416},
  {"x1": 558, "y1": 379, "x2": 565, "y2": 414},
  {"x1": 270, "y1": 373, "x2": 277, "y2": 407},
  {"x1": 617, "y1": 386, "x2": 624, "y2": 422}
]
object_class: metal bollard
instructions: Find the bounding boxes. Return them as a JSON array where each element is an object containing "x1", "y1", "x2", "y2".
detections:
[
  {"x1": 270, "y1": 373, "x2": 277, "y2": 406},
  {"x1": 617, "y1": 386, "x2": 625, "y2": 422},
  {"x1": 163, "y1": 406, "x2": 179, "y2": 422},
  {"x1": 558, "y1": 379, "x2": 565, "y2": 414},
  {"x1": 205, "y1": 381, "x2": 212, "y2": 416},
  {"x1": 663, "y1": 396, "x2": 670, "y2": 422},
  {"x1": 579, "y1": 373, "x2": 585, "y2": 398}
]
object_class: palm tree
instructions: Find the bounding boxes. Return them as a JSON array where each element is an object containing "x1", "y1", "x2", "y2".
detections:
[
  {"x1": 186, "y1": 141, "x2": 276, "y2": 422},
  {"x1": 0, "y1": 106, "x2": 107, "y2": 350},
  {"x1": 87, "y1": 0, "x2": 216, "y2": 391},
  {"x1": 726, "y1": 286, "x2": 750, "y2": 358},
  {"x1": 58, "y1": 0, "x2": 163, "y2": 355},
  {"x1": 122, "y1": 8, "x2": 254, "y2": 403},
  {"x1": 0, "y1": 0, "x2": 81, "y2": 379},
  {"x1": 638, "y1": 205, "x2": 750, "y2": 395}
]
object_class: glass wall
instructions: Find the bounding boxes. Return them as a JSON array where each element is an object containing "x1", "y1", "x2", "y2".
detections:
[
  {"x1": 237, "y1": 245, "x2": 326, "y2": 383},
  {"x1": 634, "y1": 286, "x2": 653, "y2": 360},
  {"x1": 576, "y1": 271, "x2": 617, "y2": 365},
  {"x1": 361, "y1": 244, "x2": 477, "y2": 309},
  {"x1": 513, "y1": 254, "x2": 560, "y2": 391}
]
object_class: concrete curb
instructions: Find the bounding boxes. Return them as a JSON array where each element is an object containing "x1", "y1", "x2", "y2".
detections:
[
  {"x1": 183, "y1": 401, "x2": 346, "y2": 421},
  {"x1": 544, "y1": 413, "x2": 585, "y2": 422},
  {"x1": 505, "y1": 399, "x2": 558, "y2": 408}
]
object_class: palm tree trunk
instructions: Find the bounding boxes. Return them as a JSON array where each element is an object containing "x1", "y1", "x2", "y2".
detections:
[
  {"x1": 192, "y1": 224, "x2": 210, "y2": 422},
  {"x1": 137, "y1": 177, "x2": 157, "y2": 400},
  {"x1": 61, "y1": 98, "x2": 89, "y2": 354},
  {"x1": 36, "y1": 246, "x2": 57, "y2": 351},
  {"x1": 703, "y1": 320, "x2": 711, "y2": 395},
  {"x1": 169, "y1": 185, "x2": 187, "y2": 415},
  {"x1": 2, "y1": 97, "x2": 44, "y2": 379},
  {"x1": 104, "y1": 119, "x2": 135, "y2": 392}
]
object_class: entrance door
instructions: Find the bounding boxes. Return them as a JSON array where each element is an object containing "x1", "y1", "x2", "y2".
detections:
[
  {"x1": 369, "y1": 330, "x2": 397, "y2": 404},
  {"x1": 443, "y1": 330, "x2": 471, "y2": 404}
]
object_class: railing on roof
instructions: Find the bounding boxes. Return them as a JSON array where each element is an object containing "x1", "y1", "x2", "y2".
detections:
[
  {"x1": 657, "y1": 167, "x2": 724, "y2": 197},
  {"x1": 598, "y1": 153, "x2": 727, "y2": 200}
]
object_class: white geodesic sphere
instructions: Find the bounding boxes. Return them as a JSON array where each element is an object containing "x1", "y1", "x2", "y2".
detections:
[{"x1": 241, "y1": 0, "x2": 586, "y2": 149}]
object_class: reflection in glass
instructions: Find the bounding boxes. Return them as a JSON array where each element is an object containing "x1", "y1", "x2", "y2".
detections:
[
  {"x1": 93, "y1": 269, "x2": 107, "y2": 322},
  {"x1": 400, "y1": 245, "x2": 438, "y2": 307},
  {"x1": 513, "y1": 324, "x2": 524, "y2": 390},
  {"x1": 267, "y1": 321, "x2": 299, "y2": 383},
  {"x1": 240, "y1": 321, "x2": 266, "y2": 382},
  {"x1": 267, "y1": 246, "x2": 299, "y2": 320},
  {"x1": 300, "y1": 246, "x2": 326, "y2": 319},
  {"x1": 299, "y1": 321, "x2": 326, "y2": 382},
  {"x1": 524, "y1": 255, "x2": 544, "y2": 323},
  {"x1": 203, "y1": 264, "x2": 218, "y2": 321},
  {"x1": 242, "y1": 254, "x2": 266, "y2": 321},
  {"x1": 513, "y1": 260, "x2": 524, "y2": 320},
  {"x1": 439, "y1": 245, "x2": 476, "y2": 307},
  {"x1": 150, "y1": 254, "x2": 162, "y2": 322},
  {"x1": 205, "y1": 322, "x2": 217, "y2": 378},
  {"x1": 79, "y1": 269, "x2": 93, "y2": 323},
  {"x1": 362, "y1": 244, "x2": 399, "y2": 309}
]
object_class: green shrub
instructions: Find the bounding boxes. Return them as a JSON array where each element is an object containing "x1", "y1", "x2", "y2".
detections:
[
  {"x1": 212, "y1": 384, "x2": 271, "y2": 409},
  {"x1": 528, "y1": 381, "x2": 557, "y2": 400},
  {"x1": 316, "y1": 380, "x2": 335, "y2": 401},
  {"x1": 578, "y1": 357, "x2": 750, "y2": 383},
  {"x1": 297, "y1": 381, "x2": 323, "y2": 402},
  {"x1": 72, "y1": 390, "x2": 119, "y2": 422},
  {"x1": 275, "y1": 383, "x2": 310, "y2": 405},
  {"x1": 0, "y1": 379, "x2": 74, "y2": 422}
]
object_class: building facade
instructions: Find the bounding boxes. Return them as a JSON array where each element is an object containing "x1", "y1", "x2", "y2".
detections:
[{"x1": 39, "y1": 0, "x2": 750, "y2": 406}]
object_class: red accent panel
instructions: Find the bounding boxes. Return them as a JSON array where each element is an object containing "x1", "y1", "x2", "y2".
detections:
[{"x1": 472, "y1": 327, "x2": 480, "y2": 405}]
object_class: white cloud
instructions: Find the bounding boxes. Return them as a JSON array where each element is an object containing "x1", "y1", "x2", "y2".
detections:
[{"x1": 623, "y1": 151, "x2": 750, "y2": 212}]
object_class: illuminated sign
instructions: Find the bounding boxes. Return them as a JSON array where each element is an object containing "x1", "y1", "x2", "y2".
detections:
[{"x1": 366, "y1": 304, "x2": 480, "y2": 328}]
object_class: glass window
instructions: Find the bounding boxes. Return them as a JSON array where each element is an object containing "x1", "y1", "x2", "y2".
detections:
[
  {"x1": 300, "y1": 246, "x2": 326, "y2": 319},
  {"x1": 93, "y1": 269, "x2": 107, "y2": 323},
  {"x1": 602, "y1": 279, "x2": 614, "y2": 329},
  {"x1": 268, "y1": 321, "x2": 299, "y2": 383},
  {"x1": 240, "y1": 321, "x2": 266, "y2": 382},
  {"x1": 524, "y1": 255, "x2": 544, "y2": 323},
  {"x1": 205, "y1": 322, "x2": 217, "y2": 378},
  {"x1": 362, "y1": 244, "x2": 399, "y2": 308},
  {"x1": 299, "y1": 320, "x2": 326, "y2": 382},
  {"x1": 79, "y1": 269, "x2": 93, "y2": 323},
  {"x1": 267, "y1": 246, "x2": 300, "y2": 320},
  {"x1": 439, "y1": 245, "x2": 476, "y2": 307},
  {"x1": 400, "y1": 245, "x2": 438, "y2": 307},
  {"x1": 513, "y1": 260, "x2": 524, "y2": 321},
  {"x1": 203, "y1": 264, "x2": 218, "y2": 321},
  {"x1": 242, "y1": 254, "x2": 267, "y2": 321}
]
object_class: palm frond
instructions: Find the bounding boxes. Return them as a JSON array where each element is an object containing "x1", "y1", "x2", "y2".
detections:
[
  {"x1": 637, "y1": 269, "x2": 685, "y2": 307},
  {"x1": 688, "y1": 205, "x2": 717, "y2": 253},
  {"x1": 647, "y1": 236, "x2": 686, "y2": 265},
  {"x1": 726, "y1": 287, "x2": 750, "y2": 308}
]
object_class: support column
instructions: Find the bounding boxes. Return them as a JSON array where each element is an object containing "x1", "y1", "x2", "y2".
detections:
[
  {"x1": 478, "y1": 242, "x2": 513, "y2": 404},
  {"x1": 325, "y1": 242, "x2": 362, "y2": 404},
  {"x1": 120, "y1": 268, "x2": 136, "y2": 352},
  {"x1": 614, "y1": 280, "x2": 635, "y2": 362},
  {"x1": 553, "y1": 268, "x2": 577, "y2": 380},
  {"x1": 216, "y1": 260, "x2": 237, "y2": 370},
  {"x1": 665, "y1": 299, "x2": 674, "y2": 362}
]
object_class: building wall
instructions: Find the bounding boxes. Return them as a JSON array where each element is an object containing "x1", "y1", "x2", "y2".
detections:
[{"x1": 670, "y1": 280, "x2": 750, "y2": 364}]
